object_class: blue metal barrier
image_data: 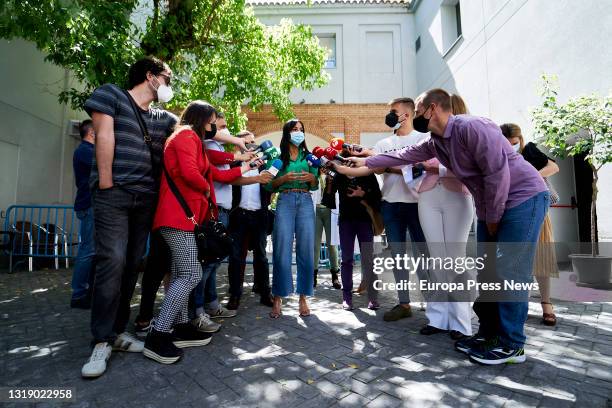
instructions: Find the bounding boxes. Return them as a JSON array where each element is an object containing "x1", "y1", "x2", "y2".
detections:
[{"x1": 2, "y1": 205, "x2": 78, "y2": 272}]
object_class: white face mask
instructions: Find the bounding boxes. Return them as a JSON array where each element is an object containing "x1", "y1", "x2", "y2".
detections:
[
  {"x1": 216, "y1": 128, "x2": 231, "y2": 143},
  {"x1": 512, "y1": 143, "x2": 521, "y2": 152},
  {"x1": 152, "y1": 76, "x2": 174, "y2": 103}
]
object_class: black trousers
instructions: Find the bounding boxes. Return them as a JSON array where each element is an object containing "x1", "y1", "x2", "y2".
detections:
[
  {"x1": 136, "y1": 230, "x2": 172, "y2": 323},
  {"x1": 90, "y1": 187, "x2": 156, "y2": 344},
  {"x1": 227, "y1": 208, "x2": 270, "y2": 298}
]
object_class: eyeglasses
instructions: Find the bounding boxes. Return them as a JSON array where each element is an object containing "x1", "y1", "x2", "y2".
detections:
[{"x1": 158, "y1": 73, "x2": 172, "y2": 86}]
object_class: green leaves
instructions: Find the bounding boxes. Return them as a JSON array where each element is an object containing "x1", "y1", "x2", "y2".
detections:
[
  {"x1": 531, "y1": 74, "x2": 612, "y2": 172},
  {"x1": 0, "y1": 0, "x2": 329, "y2": 131}
]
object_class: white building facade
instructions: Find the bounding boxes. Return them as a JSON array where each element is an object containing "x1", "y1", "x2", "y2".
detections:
[{"x1": 249, "y1": 0, "x2": 612, "y2": 252}]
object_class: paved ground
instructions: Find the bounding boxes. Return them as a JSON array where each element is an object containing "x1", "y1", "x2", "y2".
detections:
[{"x1": 1, "y1": 264, "x2": 612, "y2": 408}]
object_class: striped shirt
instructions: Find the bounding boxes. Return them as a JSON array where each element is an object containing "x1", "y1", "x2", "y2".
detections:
[{"x1": 84, "y1": 83, "x2": 178, "y2": 194}]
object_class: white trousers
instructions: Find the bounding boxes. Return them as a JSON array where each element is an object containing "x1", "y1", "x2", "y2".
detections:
[{"x1": 418, "y1": 183, "x2": 474, "y2": 335}]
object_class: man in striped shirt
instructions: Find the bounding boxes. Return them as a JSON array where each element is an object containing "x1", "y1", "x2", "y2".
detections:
[{"x1": 81, "y1": 57, "x2": 178, "y2": 378}]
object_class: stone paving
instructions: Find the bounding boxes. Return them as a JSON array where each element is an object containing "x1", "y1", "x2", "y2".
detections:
[{"x1": 1, "y1": 264, "x2": 612, "y2": 408}]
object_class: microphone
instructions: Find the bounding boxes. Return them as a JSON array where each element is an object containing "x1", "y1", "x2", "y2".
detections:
[
  {"x1": 307, "y1": 153, "x2": 338, "y2": 178},
  {"x1": 324, "y1": 147, "x2": 352, "y2": 165},
  {"x1": 330, "y1": 138, "x2": 364, "y2": 153},
  {"x1": 263, "y1": 146, "x2": 280, "y2": 161},
  {"x1": 312, "y1": 146, "x2": 326, "y2": 159},
  {"x1": 246, "y1": 140, "x2": 274, "y2": 153},
  {"x1": 306, "y1": 154, "x2": 321, "y2": 168},
  {"x1": 266, "y1": 158, "x2": 283, "y2": 177}
]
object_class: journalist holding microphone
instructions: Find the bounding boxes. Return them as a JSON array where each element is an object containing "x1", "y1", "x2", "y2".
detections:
[
  {"x1": 266, "y1": 119, "x2": 319, "y2": 318},
  {"x1": 336, "y1": 89, "x2": 549, "y2": 366}
]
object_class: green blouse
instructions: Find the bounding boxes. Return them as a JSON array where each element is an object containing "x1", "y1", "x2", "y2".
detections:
[{"x1": 265, "y1": 150, "x2": 319, "y2": 193}]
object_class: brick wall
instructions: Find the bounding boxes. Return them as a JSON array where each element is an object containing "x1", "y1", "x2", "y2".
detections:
[{"x1": 243, "y1": 104, "x2": 391, "y2": 144}]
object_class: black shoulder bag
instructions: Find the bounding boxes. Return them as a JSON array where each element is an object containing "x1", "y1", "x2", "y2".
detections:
[
  {"x1": 123, "y1": 90, "x2": 232, "y2": 264},
  {"x1": 162, "y1": 166, "x2": 232, "y2": 264}
]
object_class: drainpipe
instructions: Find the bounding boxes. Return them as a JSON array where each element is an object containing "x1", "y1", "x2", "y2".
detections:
[{"x1": 57, "y1": 69, "x2": 69, "y2": 203}]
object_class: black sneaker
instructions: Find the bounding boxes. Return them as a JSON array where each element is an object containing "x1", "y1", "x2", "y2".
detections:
[
  {"x1": 143, "y1": 329, "x2": 183, "y2": 364},
  {"x1": 454, "y1": 333, "x2": 487, "y2": 354},
  {"x1": 172, "y1": 323, "x2": 213, "y2": 348},
  {"x1": 469, "y1": 345, "x2": 526, "y2": 365}
]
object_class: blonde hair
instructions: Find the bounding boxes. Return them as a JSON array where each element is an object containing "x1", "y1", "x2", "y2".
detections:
[
  {"x1": 500, "y1": 123, "x2": 525, "y2": 150},
  {"x1": 450, "y1": 94, "x2": 469, "y2": 115}
]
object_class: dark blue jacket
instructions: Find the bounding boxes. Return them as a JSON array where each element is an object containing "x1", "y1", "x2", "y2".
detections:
[{"x1": 73, "y1": 141, "x2": 94, "y2": 211}]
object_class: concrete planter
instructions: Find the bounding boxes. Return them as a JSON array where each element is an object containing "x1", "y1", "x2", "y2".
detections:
[{"x1": 569, "y1": 254, "x2": 612, "y2": 290}]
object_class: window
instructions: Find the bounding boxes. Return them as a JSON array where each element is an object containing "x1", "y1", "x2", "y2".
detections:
[
  {"x1": 441, "y1": 0, "x2": 463, "y2": 56},
  {"x1": 415, "y1": 36, "x2": 421, "y2": 53},
  {"x1": 455, "y1": 2, "x2": 462, "y2": 38},
  {"x1": 317, "y1": 33, "x2": 336, "y2": 69}
]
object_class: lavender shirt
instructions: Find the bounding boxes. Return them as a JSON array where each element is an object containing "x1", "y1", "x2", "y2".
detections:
[{"x1": 366, "y1": 115, "x2": 547, "y2": 223}]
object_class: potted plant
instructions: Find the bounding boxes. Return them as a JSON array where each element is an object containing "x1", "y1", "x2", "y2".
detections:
[{"x1": 531, "y1": 75, "x2": 612, "y2": 288}]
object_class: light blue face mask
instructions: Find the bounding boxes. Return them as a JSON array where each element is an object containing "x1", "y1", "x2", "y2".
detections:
[{"x1": 290, "y1": 131, "x2": 305, "y2": 146}]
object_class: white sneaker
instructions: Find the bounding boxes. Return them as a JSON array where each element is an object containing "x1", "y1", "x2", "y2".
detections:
[
  {"x1": 81, "y1": 342, "x2": 112, "y2": 378},
  {"x1": 191, "y1": 313, "x2": 221, "y2": 333},
  {"x1": 207, "y1": 306, "x2": 237, "y2": 319},
  {"x1": 113, "y1": 332, "x2": 144, "y2": 353}
]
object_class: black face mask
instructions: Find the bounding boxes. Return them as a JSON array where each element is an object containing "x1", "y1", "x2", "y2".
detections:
[
  {"x1": 385, "y1": 112, "x2": 399, "y2": 128},
  {"x1": 413, "y1": 106, "x2": 431, "y2": 133},
  {"x1": 204, "y1": 123, "x2": 217, "y2": 140}
]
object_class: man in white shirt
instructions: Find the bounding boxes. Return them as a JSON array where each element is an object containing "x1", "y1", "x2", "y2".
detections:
[
  {"x1": 374, "y1": 97, "x2": 429, "y2": 322},
  {"x1": 193, "y1": 115, "x2": 271, "y2": 327},
  {"x1": 227, "y1": 131, "x2": 275, "y2": 310}
]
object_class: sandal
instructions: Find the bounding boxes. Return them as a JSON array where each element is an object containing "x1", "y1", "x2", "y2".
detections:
[
  {"x1": 541, "y1": 302, "x2": 557, "y2": 326},
  {"x1": 270, "y1": 296, "x2": 282, "y2": 319},
  {"x1": 299, "y1": 297, "x2": 311, "y2": 317}
]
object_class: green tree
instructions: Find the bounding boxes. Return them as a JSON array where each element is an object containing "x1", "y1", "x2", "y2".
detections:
[
  {"x1": 531, "y1": 75, "x2": 612, "y2": 254},
  {"x1": 0, "y1": 0, "x2": 329, "y2": 131}
]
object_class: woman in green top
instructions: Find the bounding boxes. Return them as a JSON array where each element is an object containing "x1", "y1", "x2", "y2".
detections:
[{"x1": 267, "y1": 119, "x2": 319, "y2": 318}]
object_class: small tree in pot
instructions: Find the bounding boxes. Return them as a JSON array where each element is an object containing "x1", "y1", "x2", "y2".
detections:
[{"x1": 531, "y1": 75, "x2": 612, "y2": 288}]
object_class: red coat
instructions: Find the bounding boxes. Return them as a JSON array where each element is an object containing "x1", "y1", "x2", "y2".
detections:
[{"x1": 153, "y1": 128, "x2": 242, "y2": 232}]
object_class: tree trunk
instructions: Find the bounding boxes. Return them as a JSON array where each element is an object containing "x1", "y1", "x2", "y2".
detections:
[{"x1": 591, "y1": 166, "x2": 599, "y2": 257}]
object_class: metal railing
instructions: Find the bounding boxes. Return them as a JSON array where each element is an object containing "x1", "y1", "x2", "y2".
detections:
[{"x1": 2, "y1": 205, "x2": 78, "y2": 273}]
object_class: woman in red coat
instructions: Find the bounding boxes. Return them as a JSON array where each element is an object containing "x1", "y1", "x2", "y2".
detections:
[{"x1": 143, "y1": 101, "x2": 252, "y2": 364}]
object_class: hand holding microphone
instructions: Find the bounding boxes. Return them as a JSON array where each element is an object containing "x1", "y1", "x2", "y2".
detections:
[
  {"x1": 260, "y1": 158, "x2": 282, "y2": 184},
  {"x1": 264, "y1": 158, "x2": 283, "y2": 177},
  {"x1": 323, "y1": 147, "x2": 353, "y2": 166},
  {"x1": 307, "y1": 152, "x2": 337, "y2": 178},
  {"x1": 247, "y1": 140, "x2": 274, "y2": 153},
  {"x1": 330, "y1": 138, "x2": 364, "y2": 153}
]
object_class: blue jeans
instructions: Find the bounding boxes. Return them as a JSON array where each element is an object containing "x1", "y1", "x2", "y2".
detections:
[
  {"x1": 193, "y1": 210, "x2": 229, "y2": 312},
  {"x1": 272, "y1": 192, "x2": 315, "y2": 297},
  {"x1": 474, "y1": 191, "x2": 549, "y2": 349},
  {"x1": 71, "y1": 207, "x2": 95, "y2": 299},
  {"x1": 381, "y1": 201, "x2": 428, "y2": 304}
]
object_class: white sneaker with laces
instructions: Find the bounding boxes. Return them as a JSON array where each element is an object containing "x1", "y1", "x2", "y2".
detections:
[
  {"x1": 207, "y1": 306, "x2": 237, "y2": 319},
  {"x1": 81, "y1": 342, "x2": 112, "y2": 378},
  {"x1": 191, "y1": 313, "x2": 221, "y2": 333},
  {"x1": 113, "y1": 332, "x2": 144, "y2": 353}
]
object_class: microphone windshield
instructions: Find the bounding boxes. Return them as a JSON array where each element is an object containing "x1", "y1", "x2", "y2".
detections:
[{"x1": 312, "y1": 146, "x2": 325, "y2": 158}]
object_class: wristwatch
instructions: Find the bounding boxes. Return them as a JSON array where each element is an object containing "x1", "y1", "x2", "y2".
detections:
[{"x1": 384, "y1": 168, "x2": 391, "y2": 173}]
